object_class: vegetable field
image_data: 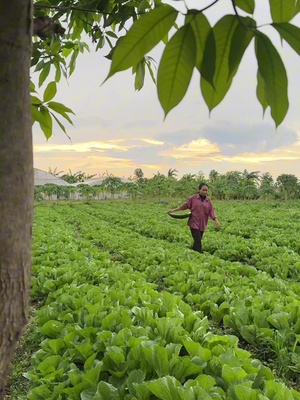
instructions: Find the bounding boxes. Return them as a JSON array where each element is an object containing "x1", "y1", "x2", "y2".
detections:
[{"x1": 13, "y1": 200, "x2": 300, "y2": 399}]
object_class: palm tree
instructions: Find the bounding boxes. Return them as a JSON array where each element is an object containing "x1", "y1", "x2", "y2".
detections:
[
  {"x1": 209, "y1": 169, "x2": 219, "y2": 183},
  {"x1": 48, "y1": 167, "x2": 63, "y2": 177},
  {"x1": 102, "y1": 177, "x2": 123, "y2": 198},
  {"x1": 224, "y1": 171, "x2": 242, "y2": 199},
  {"x1": 240, "y1": 170, "x2": 260, "y2": 199},
  {"x1": 276, "y1": 174, "x2": 299, "y2": 201},
  {"x1": 177, "y1": 173, "x2": 197, "y2": 196},
  {"x1": 60, "y1": 169, "x2": 97, "y2": 183},
  {"x1": 167, "y1": 168, "x2": 178, "y2": 178},
  {"x1": 259, "y1": 172, "x2": 276, "y2": 200},
  {"x1": 77, "y1": 184, "x2": 95, "y2": 200},
  {"x1": 123, "y1": 182, "x2": 141, "y2": 199}
]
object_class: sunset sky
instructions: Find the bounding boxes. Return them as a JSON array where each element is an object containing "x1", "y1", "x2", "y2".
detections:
[{"x1": 33, "y1": 0, "x2": 300, "y2": 180}]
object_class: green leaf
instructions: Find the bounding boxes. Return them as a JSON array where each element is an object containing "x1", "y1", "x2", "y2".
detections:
[
  {"x1": 255, "y1": 32, "x2": 289, "y2": 127},
  {"x1": 31, "y1": 105, "x2": 41, "y2": 124},
  {"x1": 30, "y1": 80, "x2": 36, "y2": 92},
  {"x1": 69, "y1": 49, "x2": 79, "y2": 76},
  {"x1": 234, "y1": 384, "x2": 259, "y2": 399},
  {"x1": 256, "y1": 70, "x2": 269, "y2": 115},
  {"x1": 267, "y1": 312, "x2": 290, "y2": 330},
  {"x1": 47, "y1": 101, "x2": 74, "y2": 115},
  {"x1": 182, "y1": 340, "x2": 211, "y2": 362},
  {"x1": 228, "y1": 17, "x2": 255, "y2": 80},
  {"x1": 157, "y1": 24, "x2": 196, "y2": 117},
  {"x1": 222, "y1": 365, "x2": 248, "y2": 385},
  {"x1": 133, "y1": 59, "x2": 146, "y2": 91},
  {"x1": 105, "y1": 4, "x2": 178, "y2": 79},
  {"x1": 272, "y1": 22, "x2": 300, "y2": 55},
  {"x1": 35, "y1": 60, "x2": 45, "y2": 72},
  {"x1": 170, "y1": 356, "x2": 203, "y2": 382},
  {"x1": 200, "y1": 27, "x2": 216, "y2": 88},
  {"x1": 240, "y1": 325, "x2": 257, "y2": 344},
  {"x1": 141, "y1": 344, "x2": 169, "y2": 377},
  {"x1": 31, "y1": 95, "x2": 42, "y2": 105},
  {"x1": 27, "y1": 386, "x2": 52, "y2": 399},
  {"x1": 50, "y1": 113, "x2": 72, "y2": 139},
  {"x1": 264, "y1": 380, "x2": 294, "y2": 400},
  {"x1": 127, "y1": 370, "x2": 145, "y2": 395},
  {"x1": 94, "y1": 381, "x2": 119, "y2": 400},
  {"x1": 235, "y1": 0, "x2": 255, "y2": 14},
  {"x1": 145, "y1": 57, "x2": 157, "y2": 84},
  {"x1": 50, "y1": 41, "x2": 61, "y2": 54},
  {"x1": 39, "y1": 107, "x2": 53, "y2": 140},
  {"x1": 43, "y1": 81, "x2": 57, "y2": 102},
  {"x1": 38, "y1": 62, "x2": 51, "y2": 87},
  {"x1": 200, "y1": 15, "x2": 239, "y2": 112},
  {"x1": 48, "y1": 338, "x2": 65, "y2": 355},
  {"x1": 269, "y1": 0, "x2": 296, "y2": 22},
  {"x1": 40, "y1": 320, "x2": 64, "y2": 338},
  {"x1": 75, "y1": 342, "x2": 94, "y2": 360},
  {"x1": 84, "y1": 365, "x2": 103, "y2": 386},
  {"x1": 146, "y1": 376, "x2": 182, "y2": 400},
  {"x1": 106, "y1": 31, "x2": 118, "y2": 39},
  {"x1": 54, "y1": 61, "x2": 62, "y2": 83},
  {"x1": 37, "y1": 355, "x2": 61, "y2": 374},
  {"x1": 47, "y1": 101, "x2": 75, "y2": 124},
  {"x1": 81, "y1": 388, "x2": 96, "y2": 400},
  {"x1": 188, "y1": 13, "x2": 212, "y2": 72},
  {"x1": 194, "y1": 374, "x2": 216, "y2": 390}
]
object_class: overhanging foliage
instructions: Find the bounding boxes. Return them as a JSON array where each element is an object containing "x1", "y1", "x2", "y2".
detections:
[{"x1": 32, "y1": 0, "x2": 300, "y2": 135}]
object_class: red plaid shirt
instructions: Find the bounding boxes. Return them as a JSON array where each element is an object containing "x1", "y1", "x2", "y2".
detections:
[{"x1": 179, "y1": 195, "x2": 217, "y2": 231}]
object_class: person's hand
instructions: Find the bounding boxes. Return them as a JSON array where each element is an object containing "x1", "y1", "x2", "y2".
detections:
[
  {"x1": 215, "y1": 219, "x2": 221, "y2": 229},
  {"x1": 167, "y1": 209, "x2": 174, "y2": 215}
]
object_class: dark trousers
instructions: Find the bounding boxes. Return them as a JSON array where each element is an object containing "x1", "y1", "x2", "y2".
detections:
[{"x1": 190, "y1": 228, "x2": 204, "y2": 253}]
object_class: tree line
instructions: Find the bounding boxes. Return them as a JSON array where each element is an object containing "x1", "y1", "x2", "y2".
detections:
[{"x1": 37, "y1": 168, "x2": 300, "y2": 201}]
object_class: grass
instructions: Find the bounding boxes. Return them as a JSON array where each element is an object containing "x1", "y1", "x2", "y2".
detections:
[{"x1": 5, "y1": 306, "x2": 41, "y2": 399}]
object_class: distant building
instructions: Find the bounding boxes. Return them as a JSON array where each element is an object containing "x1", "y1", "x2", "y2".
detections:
[
  {"x1": 73, "y1": 177, "x2": 132, "y2": 186},
  {"x1": 34, "y1": 169, "x2": 132, "y2": 200},
  {"x1": 34, "y1": 168, "x2": 72, "y2": 186}
]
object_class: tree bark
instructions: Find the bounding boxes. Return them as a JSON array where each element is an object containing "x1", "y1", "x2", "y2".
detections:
[{"x1": 0, "y1": 1, "x2": 33, "y2": 397}]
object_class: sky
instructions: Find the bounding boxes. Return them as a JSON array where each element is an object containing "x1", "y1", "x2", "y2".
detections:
[{"x1": 33, "y1": 0, "x2": 300, "y2": 180}]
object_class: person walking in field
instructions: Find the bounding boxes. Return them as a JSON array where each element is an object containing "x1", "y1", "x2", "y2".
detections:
[{"x1": 167, "y1": 183, "x2": 220, "y2": 253}]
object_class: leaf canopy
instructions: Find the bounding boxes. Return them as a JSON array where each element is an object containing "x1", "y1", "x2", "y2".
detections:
[{"x1": 31, "y1": 0, "x2": 300, "y2": 135}]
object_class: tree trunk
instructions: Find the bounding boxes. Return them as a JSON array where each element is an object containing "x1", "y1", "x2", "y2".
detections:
[{"x1": 0, "y1": 1, "x2": 33, "y2": 397}]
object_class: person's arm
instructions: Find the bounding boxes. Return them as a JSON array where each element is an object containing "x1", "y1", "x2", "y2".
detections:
[
  {"x1": 213, "y1": 216, "x2": 220, "y2": 229},
  {"x1": 167, "y1": 206, "x2": 182, "y2": 215},
  {"x1": 209, "y1": 201, "x2": 220, "y2": 229},
  {"x1": 167, "y1": 198, "x2": 190, "y2": 214}
]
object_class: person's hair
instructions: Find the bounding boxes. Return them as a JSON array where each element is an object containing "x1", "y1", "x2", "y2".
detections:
[{"x1": 199, "y1": 183, "x2": 209, "y2": 190}]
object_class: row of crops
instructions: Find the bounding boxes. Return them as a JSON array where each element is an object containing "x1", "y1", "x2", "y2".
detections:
[{"x1": 22, "y1": 200, "x2": 300, "y2": 399}]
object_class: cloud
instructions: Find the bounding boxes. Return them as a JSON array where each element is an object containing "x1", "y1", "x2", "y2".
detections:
[
  {"x1": 137, "y1": 138, "x2": 164, "y2": 145},
  {"x1": 123, "y1": 120, "x2": 158, "y2": 129},
  {"x1": 156, "y1": 128, "x2": 201, "y2": 146},
  {"x1": 158, "y1": 135, "x2": 300, "y2": 168},
  {"x1": 159, "y1": 139, "x2": 220, "y2": 161},
  {"x1": 201, "y1": 121, "x2": 298, "y2": 156},
  {"x1": 112, "y1": 145, "x2": 164, "y2": 165},
  {"x1": 34, "y1": 141, "x2": 137, "y2": 153},
  {"x1": 154, "y1": 121, "x2": 299, "y2": 157}
]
